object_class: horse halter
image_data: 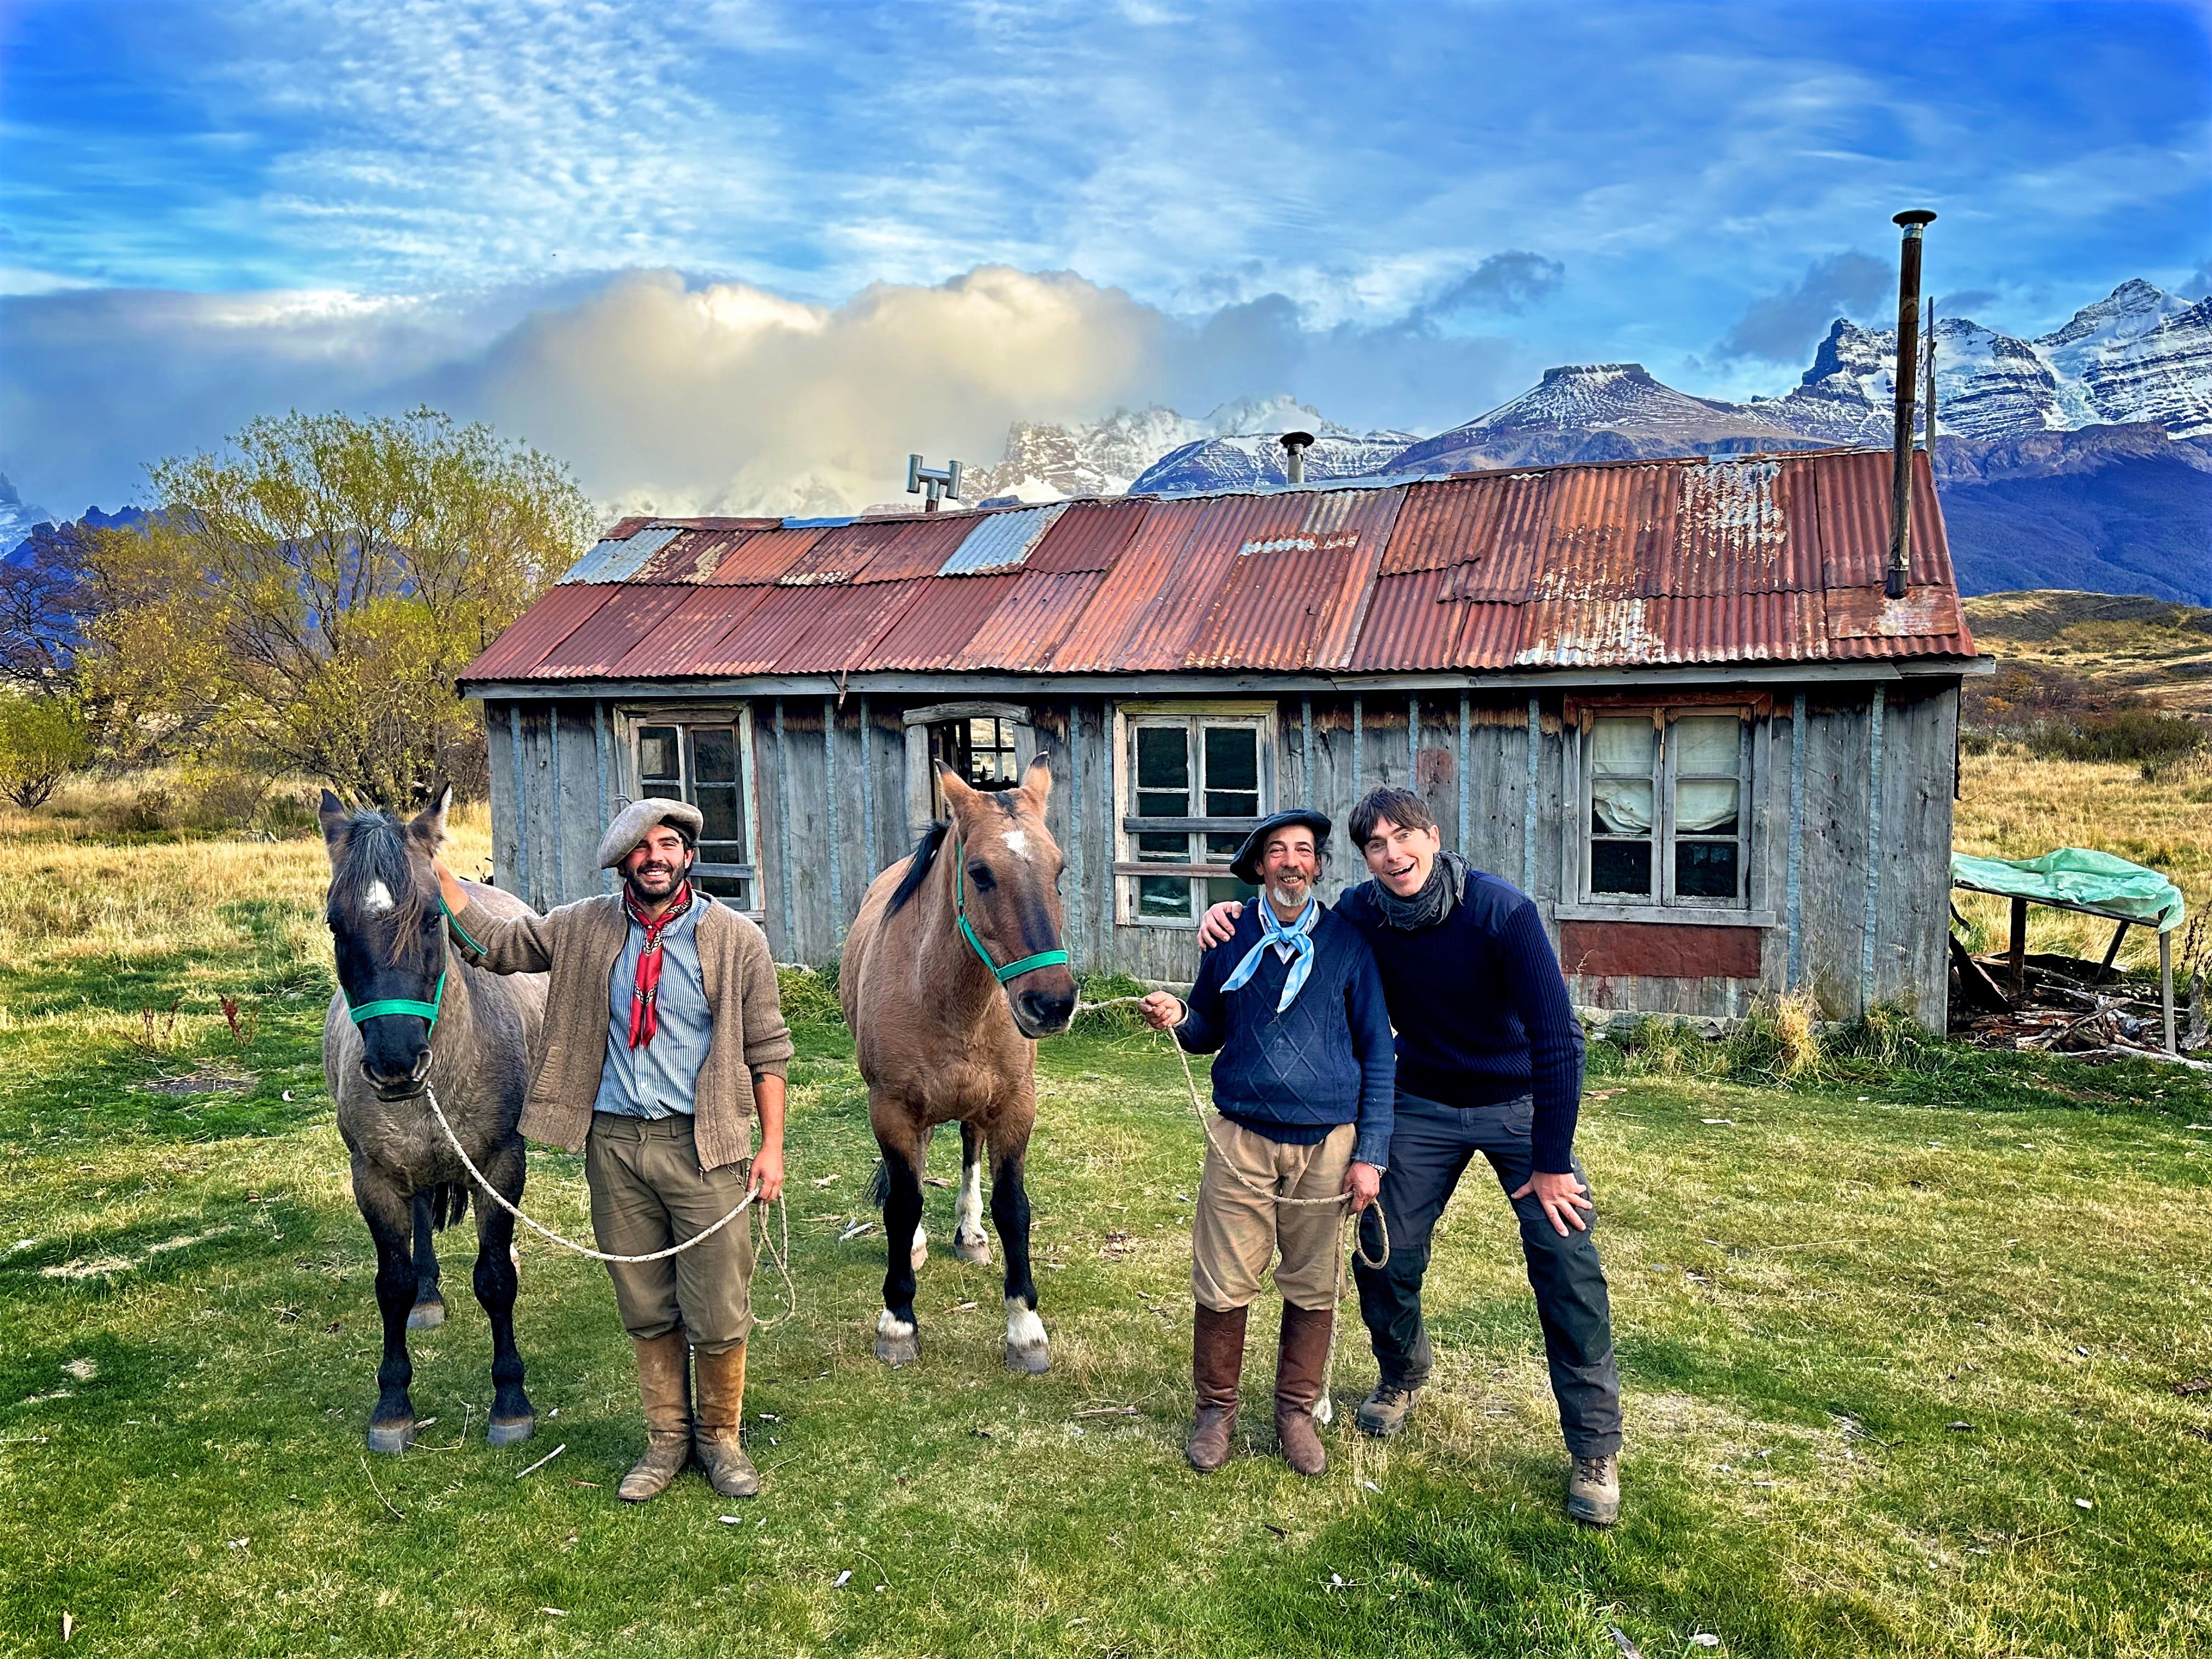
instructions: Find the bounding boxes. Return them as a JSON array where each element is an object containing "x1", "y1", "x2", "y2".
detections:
[
  {"x1": 951, "y1": 833, "x2": 1070, "y2": 985},
  {"x1": 343, "y1": 899, "x2": 466, "y2": 1031}
]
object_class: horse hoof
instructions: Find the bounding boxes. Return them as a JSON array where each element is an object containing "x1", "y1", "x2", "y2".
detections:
[
  {"x1": 1004, "y1": 1342, "x2": 1051, "y2": 1375},
  {"x1": 953, "y1": 1232, "x2": 994, "y2": 1266},
  {"x1": 366, "y1": 1420, "x2": 416, "y2": 1455},
  {"x1": 406, "y1": 1300, "x2": 445, "y2": 1331},
  {"x1": 875, "y1": 1311, "x2": 921, "y2": 1368},
  {"x1": 486, "y1": 1415, "x2": 535, "y2": 1447}
]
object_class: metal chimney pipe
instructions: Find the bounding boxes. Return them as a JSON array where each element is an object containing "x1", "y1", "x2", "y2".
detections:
[
  {"x1": 1280, "y1": 430, "x2": 1315, "y2": 487},
  {"x1": 1887, "y1": 210, "x2": 1937, "y2": 599}
]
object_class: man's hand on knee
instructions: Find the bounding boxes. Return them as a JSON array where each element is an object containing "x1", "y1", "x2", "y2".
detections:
[{"x1": 1511, "y1": 1169, "x2": 1594, "y2": 1236}]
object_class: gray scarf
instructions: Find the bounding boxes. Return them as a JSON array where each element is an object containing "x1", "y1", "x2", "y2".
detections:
[{"x1": 1371, "y1": 850, "x2": 1466, "y2": 931}]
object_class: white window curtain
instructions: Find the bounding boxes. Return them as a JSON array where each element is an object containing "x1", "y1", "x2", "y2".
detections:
[
  {"x1": 1590, "y1": 718, "x2": 1655, "y2": 834},
  {"x1": 1672, "y1": 715, "x2": 1740, "y2": 834}
]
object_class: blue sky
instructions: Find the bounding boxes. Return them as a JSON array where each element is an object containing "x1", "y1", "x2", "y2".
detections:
[{"x1": 2, "y1": 0, "x2": 2208, "y2": 514}]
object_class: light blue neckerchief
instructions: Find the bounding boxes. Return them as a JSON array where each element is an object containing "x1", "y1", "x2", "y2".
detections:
[{"x1": 1220, "y1": 896, "x2": 1319, "y2": 1012}]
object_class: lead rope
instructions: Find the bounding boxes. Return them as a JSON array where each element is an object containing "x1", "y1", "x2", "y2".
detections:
[
  {"x1": 422, "y1": 1083, "x2": 798, "y2": 1328},
  {"x1": 1074, "y1": 997, "x2": 1389, "y2": 1424}
]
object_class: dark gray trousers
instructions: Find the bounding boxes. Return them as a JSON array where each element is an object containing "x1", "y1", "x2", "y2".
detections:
[{"x1": 1353, "y1": 1090, "x2": 1622, "y2": 1457}]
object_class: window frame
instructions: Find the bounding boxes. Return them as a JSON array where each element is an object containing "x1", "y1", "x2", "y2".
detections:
[
  {"x1": 1557, "y1": 699, "x2": 1773, "y2": 928},
  {"x1": 620, "y1": 704, "x2": 763, "y2": 917},
  {"x1": 1111, "y1": 700, "x2": 1275, "y2": 928}
]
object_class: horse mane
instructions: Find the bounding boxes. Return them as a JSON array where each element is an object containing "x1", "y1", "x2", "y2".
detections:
[
  {"x1": 885, "y1": 821, "x2": 950, "y2": 917},
  {"x1": 328, "y1": 809, "x2": 432, "y2": 964}
]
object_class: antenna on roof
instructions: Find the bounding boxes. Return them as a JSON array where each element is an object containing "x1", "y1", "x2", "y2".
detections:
[
  {"x1": 906, "y1": 454, "x2": 963, "y2": 512},
  {"x1": 1279, "y1": 431, "x2": 1315, "y2": 487}
]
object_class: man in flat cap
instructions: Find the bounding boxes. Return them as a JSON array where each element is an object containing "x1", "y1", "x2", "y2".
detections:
[
  {"x1": 1139, "y1": 809, "x2": 1393, "y2": 1477},
  {"x1": 432, "y1": 798, "x2": 792, "y2": 1503}
]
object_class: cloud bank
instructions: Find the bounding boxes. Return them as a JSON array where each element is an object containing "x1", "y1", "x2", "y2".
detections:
[
  {"x1": 1712, "y1": 251, "x2": 1893, "y2": 363},
  {"x1": 0, "y1": 266, "x2": 1541, "y2": 520}
]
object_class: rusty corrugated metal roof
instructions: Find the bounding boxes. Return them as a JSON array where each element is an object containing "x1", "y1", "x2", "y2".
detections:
[{"x1": 462, "y1": 447, "x2": 1977, "y2": 686}]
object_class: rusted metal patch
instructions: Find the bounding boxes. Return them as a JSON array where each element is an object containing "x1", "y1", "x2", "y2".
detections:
[{"x1": 1559, "y1": 920, "x2": 1762, "y2": 979}]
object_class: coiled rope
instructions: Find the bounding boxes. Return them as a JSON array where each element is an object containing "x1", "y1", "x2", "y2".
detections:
[{"x1": 423, "y1": 1082, "x2": 798, "y2": 1328}]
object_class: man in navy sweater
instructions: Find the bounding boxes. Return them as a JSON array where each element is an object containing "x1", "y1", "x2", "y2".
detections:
[
  {"x1": 1141, "y1": 810, "x2": 1393, "y2": 1478},
  {"x1": 1197, "y1": 787, "x2": 1621, "y2": 1524}
]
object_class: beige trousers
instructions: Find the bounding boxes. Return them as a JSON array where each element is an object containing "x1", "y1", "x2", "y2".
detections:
[
  {"x1": 585, "y1": 1113, "x2": 755, "y2": 1353},
  {"x1": 1190, "y1": 1114, "x2": 1355, "y2": 1313}
]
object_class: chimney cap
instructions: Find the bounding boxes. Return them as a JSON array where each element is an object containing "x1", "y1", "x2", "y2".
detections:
[
  {"x1": 1892, "y1": 208, "x2": 1938, "y2": 229},
  {"x1": 1279, "y1": 430, "x2": 1316, "y2": 451}
]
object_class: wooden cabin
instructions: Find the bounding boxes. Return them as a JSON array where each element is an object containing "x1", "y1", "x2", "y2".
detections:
[{"x1": 456, "y1": 448, "x2": 1985, "y2": 1028}]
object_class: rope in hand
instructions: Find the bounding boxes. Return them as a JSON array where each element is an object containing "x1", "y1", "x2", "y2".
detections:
[
  {"x1": 423, "y1": 1083, "x2": 799, "y2": 1329},
  {"x1": 1075, "y1": 996, "x2": 1389, "y2": 1423}
]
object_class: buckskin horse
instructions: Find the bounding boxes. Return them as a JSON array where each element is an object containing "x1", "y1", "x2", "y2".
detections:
[
  {"x1": 320, "y1": 787, "x2": 546, "y2": 1452},
  {"x1": 842, "y1": 759, "x2": 1079, "y2": 1372}
]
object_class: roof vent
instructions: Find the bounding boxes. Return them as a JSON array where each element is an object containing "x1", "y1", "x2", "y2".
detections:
[
  {"x1": 906, "y1": 453, "x2": 963, "y2": 512},
  {"x1": 1887, "y1": 209, "x2": 1936, "y2": 600},
  {"x1": 1279, "y1": 430, "x2": 1315, "y2": 486}
]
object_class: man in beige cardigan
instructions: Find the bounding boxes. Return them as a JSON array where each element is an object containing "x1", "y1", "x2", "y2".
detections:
[{"x1": 433, "y1": 798, "x2": 793, "y2": 1502}]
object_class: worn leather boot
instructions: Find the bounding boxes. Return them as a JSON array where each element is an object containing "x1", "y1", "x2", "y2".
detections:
[
  {"x1": 692, "y1": 1340, "x2": 760, "y2": 1499},
  {"x1": 1567, "y1": 1452, "x2": 1621, "y2": 1526},
  {"x1": 1273, "y1": 1302, "x2": 1333, "y2": 1477},
  {"x1": 1355, "y1": 1380, "x2": 1422, "y2": 1438},
  {"x1": 617, "y1": 1329, "x2": 692, "y2": 1503},
  {"x1": 1186, "y1": 1304, "x2": 1249, "y2": 1474}
]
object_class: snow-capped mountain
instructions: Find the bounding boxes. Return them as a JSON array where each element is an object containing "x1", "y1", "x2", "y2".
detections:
[
  {"x1": 0, "y1": 474, "x2": 57, "y2": 560},
  {"x1": 1127, "y1": 428, "x2": 1417, "y2": 494},
  {"x1": 963, "y1": 396, "x2": 1364, "y2": 501}
]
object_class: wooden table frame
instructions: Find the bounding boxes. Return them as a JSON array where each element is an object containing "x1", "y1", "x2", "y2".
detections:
[{"x1": 1954, "y1": 878, "x2": 2178, "y2": 1056}]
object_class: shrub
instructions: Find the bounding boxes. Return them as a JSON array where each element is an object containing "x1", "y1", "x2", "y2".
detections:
[
  {"x1": 1606, "y1": 1014, "x2": 1722, "y2": 1079},
  {"x1": 775, "y1": 965, "x2": 845, "y2": 1026},
  {"x1": 1722, "y1": 991, "x2": 1824, "y2": 1085},
  {"x1": 1071, "y1": 972, "x2": 1154, "y2": 1036},
  {"x1": 0, "y1": 693, "x2": 93, "y2": 808},
  {"x1": 1826, "y1": 998, "x2": 1946, "y2": 1071}
]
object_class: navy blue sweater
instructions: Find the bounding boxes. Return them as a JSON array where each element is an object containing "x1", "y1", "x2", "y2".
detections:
[
  {"x1": 1335, "y1": 869, "x2": 1585, "y2": 1173},
  {"x1": 1174, "y1": 904, "x2": 1396, "y2": 1169}
]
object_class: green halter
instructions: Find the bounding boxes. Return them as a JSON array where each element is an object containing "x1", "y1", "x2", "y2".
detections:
[
  {"x1": 344, "y1": 900, "x2": 464, "y2": 1030},
  {"x1": 951, "y1": 834, "x2": 1071, "y2": 985}
]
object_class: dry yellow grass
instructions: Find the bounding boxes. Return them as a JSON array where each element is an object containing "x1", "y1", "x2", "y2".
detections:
[
  {"x1": 1963, "y1": 591, "x2": 2212, "y2": 718},
  {"x1": 1950, "y1": 746, "x2": 2205, "y2": 976}
]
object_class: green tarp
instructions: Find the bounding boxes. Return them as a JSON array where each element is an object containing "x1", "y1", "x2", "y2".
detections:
[{"x1": 1950, "y1": 848, "x2": 2186, "y2": 934}]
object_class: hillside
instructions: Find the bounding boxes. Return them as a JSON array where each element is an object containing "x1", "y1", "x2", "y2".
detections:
[{"x1": 1961, "y1": 589, "x2": 2212, "y2": 719}]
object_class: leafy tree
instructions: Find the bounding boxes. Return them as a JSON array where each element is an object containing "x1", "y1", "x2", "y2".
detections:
[
  {"x1": 0, "y1": 693, "x2": 92, "y2": 808},
  {"x1": 81, "y1": 409, "x2": 596, "y2": 803}
]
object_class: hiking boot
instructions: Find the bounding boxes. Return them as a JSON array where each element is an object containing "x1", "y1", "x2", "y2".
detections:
[
  {"x1": 1355, "y1": 1381, "x2": 1421, "y2": 1438},
  {"x1": 1273, "y1": 1303, "x2": 1333, "y2": 1477},
  {"x1": 1567, "y1": 1452, "x2": 1620, "y2": 1526},
  {"x1": 692, "y1": 1340, "x2": 760, "y2": 1500},
  {"x1": 1187, "y1": 1304, "x2": 1248, "y2": 1473},
  {"x1": 617, "y1": 1329, "x2": 692, "y2": 1503}
]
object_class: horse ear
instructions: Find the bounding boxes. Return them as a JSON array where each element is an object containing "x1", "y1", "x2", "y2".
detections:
[
  {"x1": 1018, "y1": 755, "x2": 1053, "y2": 808},
  {"x1": 318, "y1": 789, "x2": 349, "y2": 859},
  {"x1": 409, "y1": 782, "x2": 452, "y2": 851},
  {"x1": 935, "y1": 758, "x2": 977, "y2": 816}
]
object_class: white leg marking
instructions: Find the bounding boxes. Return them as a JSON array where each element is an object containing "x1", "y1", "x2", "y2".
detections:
[
  {"x1": 877, "y1": 1308, "x2": 916, "y2": 1341},
  {"x1": 956, "y1": 1160, "x2": 986, "y2": 1242},
  {"x1": 362, "y1": 881, "x2": 396, "y2": 916},
  {"x1": 910, "y1": 1224, "x2": 928, "y2": 1270},
  {"x1": 1005, "y1": 1297, "x2": 1047, "y2": 1352}
]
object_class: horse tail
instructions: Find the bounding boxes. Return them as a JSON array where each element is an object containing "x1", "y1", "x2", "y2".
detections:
[
  {"x1": 426, "y1": 1181, "x2": 470, "y2": 1232},
  {"x1": 867, "y1": 1158, "x2": 890, "y2": 1211}
]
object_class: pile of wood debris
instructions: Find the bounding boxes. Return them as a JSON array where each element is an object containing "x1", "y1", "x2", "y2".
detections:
[{"x1": 1949, "y1": 939, "x2": 2205, "y2": 1063}]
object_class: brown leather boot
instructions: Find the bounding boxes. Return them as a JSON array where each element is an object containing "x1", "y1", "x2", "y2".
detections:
[
  {"x1": 691, "y1": 1340, "x2": 760, "y2": 1499},
  {"x1": 1186, "y1": 1304, "x2": 1248, "y2": 1473},
  {"x1": 1273, "y1": 1302, "x2": 1333, "y2": 1477},
  {"x1": 617, "y1": 1330, "x2": 692, "y2": 1502}
]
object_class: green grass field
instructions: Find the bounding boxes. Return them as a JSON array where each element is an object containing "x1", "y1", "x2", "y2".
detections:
[{"x1": 3, "y1": 808, "x2": 2211, "y2": 1657}]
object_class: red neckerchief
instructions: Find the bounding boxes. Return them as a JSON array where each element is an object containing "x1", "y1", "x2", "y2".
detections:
[{"x1": 623, "y1": 882, "x2": 695, "y2": 1049}]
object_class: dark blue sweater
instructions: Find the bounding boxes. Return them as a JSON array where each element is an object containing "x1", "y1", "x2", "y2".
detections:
[
  {"x1": 1335, "y1": 869, "x2": 1585, "y2": 1174},
  {"x1": 1174, "y1": 904, "x2": 1396, "y2": 1169}
]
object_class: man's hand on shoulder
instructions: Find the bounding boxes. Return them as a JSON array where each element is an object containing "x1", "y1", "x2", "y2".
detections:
[
  {"x1": 1510, "y1": 1169, "x2": 1595, "y2": 1236},
  {"x1": 1197, "y1": 900, "x2": 1244, "y2": 949}
]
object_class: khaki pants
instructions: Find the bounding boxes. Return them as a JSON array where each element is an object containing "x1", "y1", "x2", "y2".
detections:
[
  {"x1": 586, "y1": 1113, "x2": 755, "y2": 1354},
  {"x1": 1190, "y1": 1115, "x2": 1355, "y2": 1313}
]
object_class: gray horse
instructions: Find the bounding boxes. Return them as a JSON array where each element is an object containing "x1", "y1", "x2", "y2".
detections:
[{"x1": 320, "y1": 787, "x2": 547, "y2": 1453}]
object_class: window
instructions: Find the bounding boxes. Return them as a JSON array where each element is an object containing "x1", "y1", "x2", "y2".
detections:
[
  {"x1": 1117, "y1": 708, "x2": 1270, "y2": 925},
  {"x1": 930, "y1": 715, "x2": 1022, "y2": 792},
  {"x1": 1583, "y1": 712, "x2": 1747, "y2": 908},
  {"x1": 635, "y1": 717, "x2": 758, "y2": 911}
]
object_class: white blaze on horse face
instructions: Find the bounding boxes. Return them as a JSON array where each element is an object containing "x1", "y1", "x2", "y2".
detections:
[
  {"x1": 955, "y1": 1158, "x2": 986, "y2": 1243},
  {"x1": 1001, "y1": 828, "x2": 1033, "y2": 863},
  {"x1": 1005, "y1": 1297, "x2": 1047, "y2": 1354},
  {"x1": 362, "y1": 881, "x2": 397, "y2": 916}
]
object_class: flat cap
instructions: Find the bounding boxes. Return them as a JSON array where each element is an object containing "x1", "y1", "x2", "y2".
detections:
[
  {"x1": 1227, "y1": 808, "x2": 1331, "y2": 886},
  {"x1": 597, "y1": 797, "x2": 704, "y2": 870}
]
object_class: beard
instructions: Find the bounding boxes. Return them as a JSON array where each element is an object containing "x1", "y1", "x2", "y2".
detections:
[
  {"x1": 1264, "y1": 871, "x2": 1314, "y2": 911},
  {"x1": 624, "y1": 855, "x2": 691, "y2": 902}
]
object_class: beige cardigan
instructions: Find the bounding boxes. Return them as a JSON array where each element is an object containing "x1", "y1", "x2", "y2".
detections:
[{"x1": 448, "y1": 892, "x2": 794, "y2": 1173}]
